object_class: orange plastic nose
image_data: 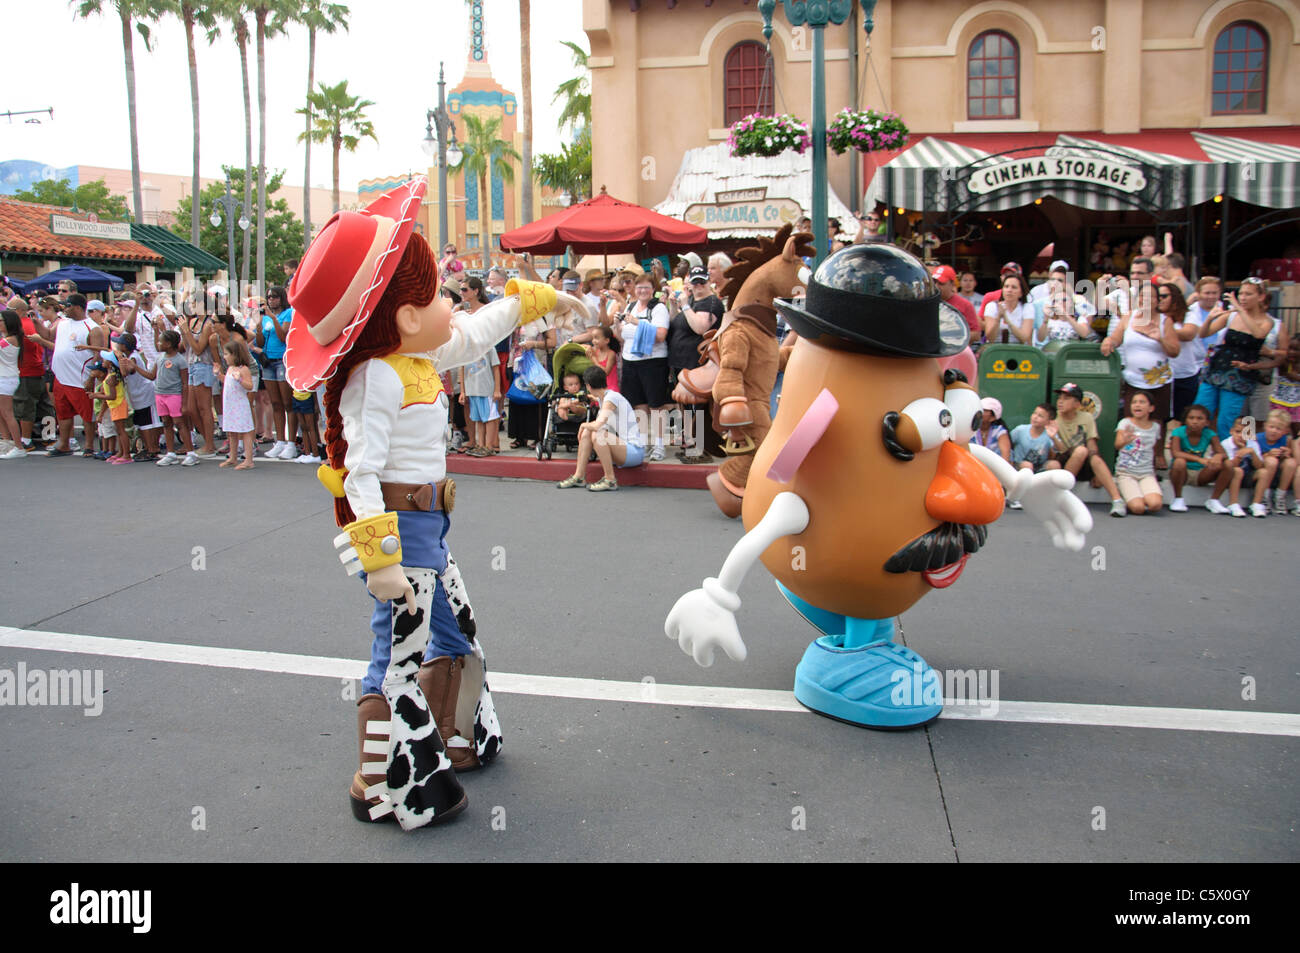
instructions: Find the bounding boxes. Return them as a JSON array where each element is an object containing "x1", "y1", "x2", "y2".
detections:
[{"x1": 925, "y1": 441, "x2": 1005, "y2": 525}]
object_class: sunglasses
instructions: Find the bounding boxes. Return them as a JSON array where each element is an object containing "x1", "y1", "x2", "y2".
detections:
[{"x1": 1240, "y1": 277, "x2": 1266, "y2": 288}]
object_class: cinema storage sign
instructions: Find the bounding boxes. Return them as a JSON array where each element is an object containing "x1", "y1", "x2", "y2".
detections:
[{"x1": 967, "y1": 156, "x2": 1147, "y2": 195}]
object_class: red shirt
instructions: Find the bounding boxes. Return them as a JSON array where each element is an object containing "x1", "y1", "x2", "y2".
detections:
[
  {"x1": 19, "y1": 315, "x2": 45, "y2": 377},
  {"x1": 944, "y1": 293, "x2": 980, "y2": 337}
]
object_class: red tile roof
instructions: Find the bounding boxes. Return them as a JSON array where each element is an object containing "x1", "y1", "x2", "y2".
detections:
[{"x1": 0, "y1": 197, "x2": 163, "y2": 264}]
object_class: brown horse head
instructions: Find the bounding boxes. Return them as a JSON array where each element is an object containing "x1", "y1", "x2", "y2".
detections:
[{"x1": 720, "y1": 223, "x2": 815, "y2": 312}]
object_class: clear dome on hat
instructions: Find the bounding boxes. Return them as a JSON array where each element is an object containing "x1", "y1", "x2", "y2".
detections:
[{"x1": 813, "y1": 243, "x2": 937, "y2": 302}]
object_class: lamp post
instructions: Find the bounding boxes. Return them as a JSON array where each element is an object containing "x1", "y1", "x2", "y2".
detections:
[
  {"x1": 209, "y1": 171, "x2": 251, "y2": 304},
  {"x1": 422, "y1": 62, "x2": 463, "y2": 253},
  {"x1": 759, "y1": 0, "x2": 876, "y2": 267}
]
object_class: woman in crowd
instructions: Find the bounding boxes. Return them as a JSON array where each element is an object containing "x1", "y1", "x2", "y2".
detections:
[
  {"x1": 0, "y1": 309, "x2": 25, "y2": 457},
  {"x1": 499, "y1": 275, "x2": 554, "y2": 451},
  {"x1": 1033, "y1": 274, "x2": 1095, "y2": 347},
  {"x1": 613, "y1": 273, "x2": 670, "y2": 461},
  {"x1": 970, "y1": 396, "x2": 1012, "y2": 464},
  {"x1": 179, "y1": 295, "x2": 220, "y2": 458},
  {"x1": 256, "y1": 286, "x2": 296, "y2": 459},
  {"x1": 1102, "y1": 280, "x2": 1181, "y2": 424},
  {"x1": 1249, "y1": 302, "x2": 1289, "y2": 426},
  {"x1": 982, "y1": 273, "x2": 1034, "y2": 344},
  {"x1": 1194, "y1": 277, "x2": 1276, "y2": 439}
]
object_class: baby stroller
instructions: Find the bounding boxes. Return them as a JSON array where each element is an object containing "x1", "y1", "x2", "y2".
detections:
[{"x1": 537, "y1": 342, "x2": 597, "y2": 460}]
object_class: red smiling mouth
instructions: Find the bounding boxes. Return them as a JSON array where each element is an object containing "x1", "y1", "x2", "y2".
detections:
[{"x1": 922, "y1": 554, "x2": 969, "y2": 588}]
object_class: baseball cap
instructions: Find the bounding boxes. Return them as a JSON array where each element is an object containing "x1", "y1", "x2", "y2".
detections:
[
  {"x1": 86, "y1": 299, "x2": 106, "y2": 313},
  {"x1": 98, "y1": 349, "x2": 119, "y2": 367},
  {"x1": 1055, "y1": 383, "x2": 1084, "y2": 400},
  {"x1": 688, "y1": 267, "x2": 709, "y2": 284},
  {"x1": 931, "y1": 265, "x2": 958, "y2": 284},
  {"x1": 1000, "y1": 261, "x2": 1023, "y2": 275},
  {"x1": 562, "y1": 276, "x2": 580, "y2": 291},
  {"x1": 1049, "y1": 259, "x2": 1070, "y2": 273},
  {"x1": 980, "y1": 396, "x2": 1003, "y2": 418},
  {"x1": 116, "y1": 297, "x2": 137, "y2": 308}
]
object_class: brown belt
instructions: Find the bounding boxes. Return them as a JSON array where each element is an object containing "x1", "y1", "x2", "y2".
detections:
[{"x1": 380, "y1": 478, "x2": 455, "y2": 514}]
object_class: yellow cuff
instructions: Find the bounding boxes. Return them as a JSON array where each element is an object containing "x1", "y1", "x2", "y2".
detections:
[
  {"x1": 317, "y1": 464, "x2": 348, "y2": 498},
  {"x1": 504, "y1": 278, "x2": 557, "y2": 324},
  {"x1": 344, "y1": 512, "x2": 402, "y2": 571}
]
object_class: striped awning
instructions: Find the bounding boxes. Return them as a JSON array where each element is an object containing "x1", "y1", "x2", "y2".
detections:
[
  {"x1": 864, "y1": 130, "x2": 1297, "y2": 215},
  {"x1": 1193, "y1": 132, "x2": 1300, "y2": 209}
]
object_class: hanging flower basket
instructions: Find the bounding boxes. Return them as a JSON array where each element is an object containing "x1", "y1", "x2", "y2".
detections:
[
  {"x1": 728, "y1": 113, "x2": 811, "y2": 159},
  {"x1": 826, "y1": 107, "x2": 909, "y2": 155}
]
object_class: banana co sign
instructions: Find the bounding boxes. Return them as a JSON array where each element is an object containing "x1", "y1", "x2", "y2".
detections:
[
  {"x1": 684, "y1": 198, "x2": 802, "y2": 229},
  {"x1": 968, "y1": 156, "x2": 1147, "y2": 195}
]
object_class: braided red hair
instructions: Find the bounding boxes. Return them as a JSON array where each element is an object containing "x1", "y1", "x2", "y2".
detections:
[{"x1": 322, "y1": 233, "x2": 439, "y2": 527}]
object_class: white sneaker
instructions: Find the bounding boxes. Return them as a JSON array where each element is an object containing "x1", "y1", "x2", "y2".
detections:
[
  {"x1": 1008, "y1": 499, "x2": 1023, "y2": 509},
  {"x1": 268, "y1": 440, "x2": 287, "y2": 458},
  {"x1": 1204, "y1": 498, "x2": 1229, "y2": 515},
  {"x1": 1170, "y1": 497, "x2": 1188, "y2": 512},
  {"x1": 275, "y1": 442, "x2": 299, "y2": 460},
  {"x1": 1, "y1": 446, "x2": 27, "y2": 459},
  {"x1": 295, "y1": 453, "x2": 318, "y2": 464},
  {"x1": 1109, "y1": 499, "x2": 1127, "y2": 517},
  {"x1": 1291, "y1": 501, "x2": 1300, "y2": 517},
  {"x1": 0, "y1": 440, "x2": 13, "y2": 454},
  {"x1": 181, "y1": 451, "x2": 200, "y2": 467},
  {"x1": 648, "y1": 445, "x2": 665, "y2": 462},
  {"x1": 155, "y1": 451, "x2": 179, "y2": 467},
  {"x1": 1250, "y1": 502, "x2": 1267, "y2": 518},
  {"x1": 1273, "y1": 489, "x2": 1288, "y2": 515},
  {"x1": 1228, "y1": 503, "x2": 1247, "y2": 518}
]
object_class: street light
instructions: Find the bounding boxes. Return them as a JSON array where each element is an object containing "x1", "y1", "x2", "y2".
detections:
[
  {"x1": 759, "y1": 0, "x2": 877, "y2": 267},
  {"x1": 422, "y1": 62, "x2": 461, "y2": 253},
  {"x1": 210, "y1": 171, "x2": 252, "y2": 304}
]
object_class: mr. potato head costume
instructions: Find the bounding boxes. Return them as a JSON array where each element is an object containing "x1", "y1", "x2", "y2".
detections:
[
  {"x1": 666, "y1": 244, "x2": 1093, "y2": 729},
  {"x1": 284, "y1": 177, "x2": 576, "y2": 829}
]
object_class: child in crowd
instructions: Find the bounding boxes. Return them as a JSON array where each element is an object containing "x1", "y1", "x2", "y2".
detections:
[
  {"x1": 554, "y1": 371, "x2": 591, "y2": 422},
  {"x1": 220, "y1": 337, "x2": 257, "y2": 470},
  {"x1": 116, "y1": 331, "x2": 161, "y2": 461},
  {"x1": 1047, "y1": 383, "x2": 1126, "y2": 516},
  {"x1": 1007, "y1": 403, "x2": 1056, "y2": 511},
  {"x1": 1169, "y1": 404, "x2": 1225, "y2": 513},
  {"x1": 556, "y1": 365, "x2": 643, "y2": 492},
  {"x1": 970, "y1": 396, "x2": 1011, "y2": 463},
  {"x1": 584, "y1": 325, "x2": 619, "y2": 392},
  {"x1": 153, "y1": 330, "x2": 199, "y2": 467},
  {"x1": 1269, "y1": 336, "x2": 1300, "y2": 438},
  {"x1": 458, "y1": 346, "x2": 501, "y2": 457},
  {"x1": 1250, "y1": 408, "x2": 1298, "y2": 517},
  {"x1": 92, "y1": 351, "x2": 132, "y2": 464},
  {"x1": 1114, "y1": 390, "x2": 1163, "y2": 515},
  {"x1": 289, "y1": 386, "x2": 320, "y2": 463},
  {"x1": 0, "y1": 309, "x2": 24, "y2": 458},
  {"x1": 1207, "y1": 417, "x2": 1260, "y2": 517}
]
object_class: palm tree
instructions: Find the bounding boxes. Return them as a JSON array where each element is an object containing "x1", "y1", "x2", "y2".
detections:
[
  {"x1": 519, "y1": 0, "x2": 533, "y2": 226},
  {"x1": 297, "y1": 80, "x2": 376, "y2": 215},
  {"x1": 453, "y1": 114, "x2": 521, "y2": 270},
  {"x1": 553, "y1": 39, "x2": 591, "y2": 136},
  {"x1": 73, "y1": 0, "x2": 170, "y2": 224},
  {"x1": 253, "y1": 2, "x2": 290, "y2": 290},
  {"x1": 214, "y1": 0, "x2": 255, "y2": 286},
  {"x1": 277, "y1": 1, "x2": 349, "y2": 247},
  {"x1": 177, "y1": 1, "x2": 220, "y2": 250}
]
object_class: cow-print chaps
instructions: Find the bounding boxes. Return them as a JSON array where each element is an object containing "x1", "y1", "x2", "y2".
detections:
[{"x1": 440, "y1": 556, "x2": 503, "y2": 763}]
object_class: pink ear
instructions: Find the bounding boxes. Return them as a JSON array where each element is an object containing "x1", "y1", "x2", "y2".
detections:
[{"x1": 937, "y1": 347, "x2": 977, "y2": 383}]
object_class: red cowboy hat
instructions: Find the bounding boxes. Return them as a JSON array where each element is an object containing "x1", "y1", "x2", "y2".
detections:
[{"x1": 284, "y1": 176, "x2": 429, "y2": 391}]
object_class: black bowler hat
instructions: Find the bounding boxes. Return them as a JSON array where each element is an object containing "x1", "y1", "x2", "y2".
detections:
[{"x1": 775, "y1": 244, "x2": 968, "y2": 357}]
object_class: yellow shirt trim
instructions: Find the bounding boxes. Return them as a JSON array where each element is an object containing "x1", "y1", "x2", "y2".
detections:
[{"x1": 378, "y1": 354, "x2": 444, "y2": 409}]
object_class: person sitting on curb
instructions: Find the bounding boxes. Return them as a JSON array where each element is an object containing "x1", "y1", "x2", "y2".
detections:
[
  {"x1": 1045, "y1": 383, "x2": 1126, "y2": 517},
  {"x1": 556, "y1": 366, "x2": 643, "y2": 492},
  {"x1": 1169, "y1": 404, "x2": 1226, "y2": 513}
]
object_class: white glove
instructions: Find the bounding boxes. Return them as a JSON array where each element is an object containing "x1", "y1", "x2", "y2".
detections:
[
  {"x1": 365, "y1": 563, "x2": 417, "y2": 615},
  {"x1": 1013, "y1": 468, "x2": 1093, "y2": 551},
  {"x1": 664, "y1": 579, "x2": 748, "y2": 668}
]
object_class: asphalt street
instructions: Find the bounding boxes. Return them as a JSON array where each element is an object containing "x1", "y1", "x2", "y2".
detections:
[{"x1": 1, "y1": 457, "x2": 1296, "y2": 862}]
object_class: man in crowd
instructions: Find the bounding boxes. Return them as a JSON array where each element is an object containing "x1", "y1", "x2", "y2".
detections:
[
  {"x1": 486, "y1": 266, "x2": 508, "y2": 302},
  {"x1": 1099, "y1": 256, "x2": 1153, "y2": 337},
  {"x1": 6, "y1": 295, "x2": 55, "y2": 450},
  {"x1": 858, "y1": 208, "x2": 886, "y2": 243},
  {"x1": 1046, "y1": 383, "x2": 1126, "y2": 517},
  {"x1": 44, "y1": 293, "x2": 106, "y2": 456},
  {"x1": 932, "y1": 265, "x2": 979, "y2": 339}
]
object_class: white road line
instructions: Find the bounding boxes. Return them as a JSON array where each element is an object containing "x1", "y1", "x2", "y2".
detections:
[{"x1": 2, "y1": 626, "x2": 1298, "y2": 737}]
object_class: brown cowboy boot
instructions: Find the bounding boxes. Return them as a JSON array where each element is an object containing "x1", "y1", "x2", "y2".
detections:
[
  {"x1": 419, "y1": 657, "x2": 481, "y2": 772},
  {"x1": 349, "y1": 693, "x2": 396, "y2": 822}
]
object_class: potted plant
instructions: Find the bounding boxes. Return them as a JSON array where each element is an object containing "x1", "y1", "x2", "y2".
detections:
[
  {"x1": 728, "y1": 113, "x2": 812, "y2": 158},
  {"x1": 826, "y1": 107, "x2": 909, "y2": 155}
]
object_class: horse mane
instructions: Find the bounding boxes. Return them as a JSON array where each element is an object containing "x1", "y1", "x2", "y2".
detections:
[{"x1": 719, "y1": 223, "x2": 816, "y2": 304}]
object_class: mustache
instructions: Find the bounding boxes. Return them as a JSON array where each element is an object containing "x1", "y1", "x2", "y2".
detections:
[{"x1": 884, "y1": 522, "x2": 987, "y2": 574}]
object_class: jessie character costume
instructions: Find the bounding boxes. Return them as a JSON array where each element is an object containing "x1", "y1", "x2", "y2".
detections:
[
  {"x1": 666, "y1": 244, "x2": 1094, "y2": 730},
  {"x1": 285, "y1": 177, "x2": 563, "y2": 830}
]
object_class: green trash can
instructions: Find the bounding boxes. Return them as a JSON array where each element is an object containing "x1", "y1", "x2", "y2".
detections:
[
  {"x1": 1049, "y1": 342, "x2": 1122, "y2": 469},
  {"x1": 976, "y1": 344, "x2": 1048, "y2": 430}
]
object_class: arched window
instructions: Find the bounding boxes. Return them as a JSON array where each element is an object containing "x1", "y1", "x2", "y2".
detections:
[
  {"x1": 1212, "y1": 21, "x2": 1268, "y2": 115},
  {"x1": 724, "y1": 41, "x2": 773, "y2": 125},
  {"x1": 967, "y1": 31, "x2": 1019, "y2": 119}
]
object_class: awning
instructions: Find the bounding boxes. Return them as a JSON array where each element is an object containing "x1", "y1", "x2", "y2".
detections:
[
  {"x1": 654, "y1": 143, "x2": 854, "y2": 239},
  {"x1": 130, "y1": 225, "x2": 227, "y2": 273},
  {"x1": 863, "y1": 128, "x2": 1300, "y2": 215}
]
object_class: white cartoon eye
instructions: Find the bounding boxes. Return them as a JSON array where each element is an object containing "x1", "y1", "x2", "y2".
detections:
[
  {"x1": 898, "y1": 397, "x2": 954, "y2": 452},
  {"x1": 945, "y1": 387, "x2": 983, "y2": 443}
]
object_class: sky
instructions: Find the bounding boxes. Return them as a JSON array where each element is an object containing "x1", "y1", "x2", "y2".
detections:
[{"x1": 1, "y1": 0, "x2": 587, "y2": 191}]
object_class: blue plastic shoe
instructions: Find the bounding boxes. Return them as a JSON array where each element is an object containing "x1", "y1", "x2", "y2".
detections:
[{"x1": 793, "y1": 636, "x2": 943, "y2": 730}]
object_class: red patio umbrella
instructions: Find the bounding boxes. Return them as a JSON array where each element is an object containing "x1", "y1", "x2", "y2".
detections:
[{"x1": 500, "y1": 186, "x2": 706, "y2": 265}]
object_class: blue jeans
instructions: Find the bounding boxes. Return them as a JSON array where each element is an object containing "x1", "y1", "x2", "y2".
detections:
[{"x1": 1194, "y1": 379, "x2": 1249, "y2": 440}]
